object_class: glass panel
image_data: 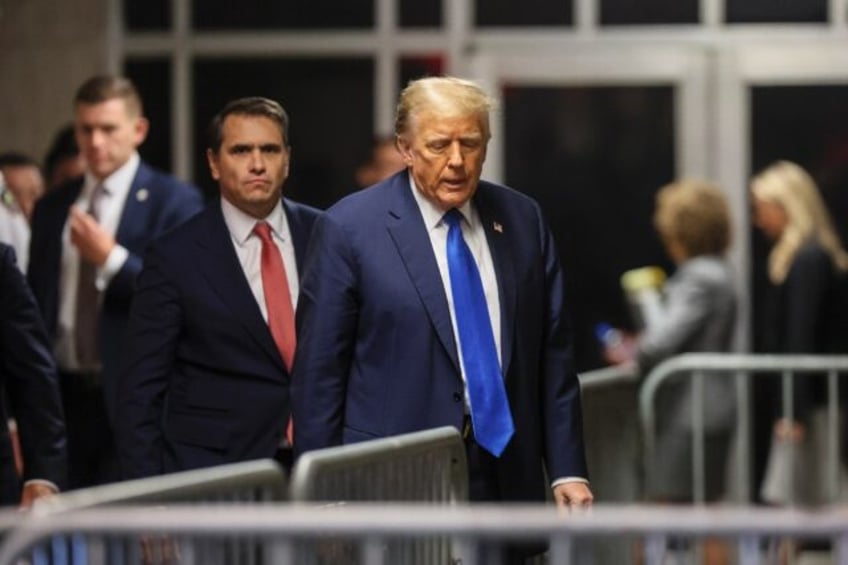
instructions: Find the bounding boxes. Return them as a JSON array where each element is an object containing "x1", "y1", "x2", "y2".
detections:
[
  {"x1": 124, "y1": 0, "x2": 170, "y2": 31},
  {"x1": 193, "y1": 58, "x2": 374, "y2": 207},
  {"x1": 124, "y1": 59, "x2": 172, "y2": 173},
  {"x1": 475, "y1": 0, "x2": 573, "y2": 27},
  {"x1": 503, "y1": 86, "x2": 676, "y2": 371},
  {"x1": 726, "y1": 0, "x2": 827, "y2": 23},
  {"x1": 193, "y1": 0, "x2": 373, "y2": 30},
  {"x1": 601, "y1": 0, "x2": 698, "y2": 25},
  {"x1": 399, "y1": 56, "x2": 445, "y2": 91},
  {"x1": 399, "y1": 0, "x2": 441, "y2": 27}
]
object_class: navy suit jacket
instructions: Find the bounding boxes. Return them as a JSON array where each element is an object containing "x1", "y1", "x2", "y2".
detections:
[
  {"x1": 27, "y1": 161, "x2": 203, "y2": 419},
  {"x1": 0, "y1": 244, "x2": 67, "y2": 504},
  {"x1": 115, "y1": 198, "x2": 320, "y2": 479},
  {"x1": 292, "y1": 171, "x2": 588, "y2": 503}
]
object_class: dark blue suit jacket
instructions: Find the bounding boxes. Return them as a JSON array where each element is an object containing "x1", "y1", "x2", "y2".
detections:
[
  {"x1": 27, "y1": 161, "x2": 203, "y2": 420},
  {"x1": 292, "y1": 171, "x2": 588, "y2": 502},
  {"x1": 0, "y1": 244, "x2": 67, "y2": 504},
  {"x1": 115, "y1": 198, "x2": 319, "y2": 479}
]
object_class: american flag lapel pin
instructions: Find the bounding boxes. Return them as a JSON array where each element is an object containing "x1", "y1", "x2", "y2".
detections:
[{"x1": 493, "y1": 221, "x2": 503, "y2": 233}]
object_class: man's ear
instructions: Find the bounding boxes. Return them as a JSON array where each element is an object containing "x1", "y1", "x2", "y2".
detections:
[
  {"x1": 133, "y1": 117, "x2": 150, "y2": 146},
  {"x1": 206, "y1": 148, "x2": 221, "y2": 180},
  {"x1": 396, "y1": 136, "x2": 414, "y2": 166}
]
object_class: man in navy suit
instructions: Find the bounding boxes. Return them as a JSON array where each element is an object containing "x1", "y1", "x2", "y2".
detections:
[
  {"x1": 115, "y1": 97, "x2": 319, "y2": 479},
  {"x1": 0, "y1": 244, "x2": 67, "y2": 507},
  {"x1": 27, "y1": 75, "x2": 203, "y2": 488},
  {"x1": 292, "y1": 77, "x2": 593, "y2": 512}
]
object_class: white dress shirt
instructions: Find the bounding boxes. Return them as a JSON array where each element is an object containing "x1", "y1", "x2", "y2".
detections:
[
  {"x1": 0, "y1": 194, "x2": 30, "y2": 273},
  {"x1": 220, "y1": 197, "x2": 299, "y2": 320},
  {"x1": 409, "y1": 173, "x2": 502, "y2": 407},
  {"x1": 56, "y1": 153, "x2": 137, "y2": 371},
  {"x1": 410, "y1": 174, "x2": 587, "y2": 488}
]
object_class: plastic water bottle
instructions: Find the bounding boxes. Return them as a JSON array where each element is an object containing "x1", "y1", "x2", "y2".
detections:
[{"x1": 595, "y1": 322, "x2": 625, "y2": 350}]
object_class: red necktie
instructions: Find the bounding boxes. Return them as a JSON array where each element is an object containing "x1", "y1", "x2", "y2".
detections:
[{"x1": 253, "y1": 221, "x2": 296, "y2": 444}]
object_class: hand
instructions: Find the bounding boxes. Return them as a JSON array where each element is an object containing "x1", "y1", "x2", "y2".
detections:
[
  {"x1": 19, "y1": 482, "x2": 58, "y2": 509},
  {"x1": 553, "y1": 482, "x2": 593, "y2": 511},
  {"x1": 602, "y1": 332, "x2": 637, "y2": 365},
  {"x1": 774, "y1": 418, "x2": 805, "y2": 443},
  {"x1": 69, "y1": 205, "x2": 115, "y2": 267}
]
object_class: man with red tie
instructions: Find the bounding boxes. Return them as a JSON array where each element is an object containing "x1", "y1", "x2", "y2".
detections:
[{"x1": 114, "y1": 97, "x2": 319, "y2": 478}]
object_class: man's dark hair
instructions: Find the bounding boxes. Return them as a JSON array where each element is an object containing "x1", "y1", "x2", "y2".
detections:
[
  {"x1": 43, "y1": 124, "x2": 79, "y2": 181},
  {"x1": 74, "y1": 75, "x2": 144, "y2": 117},
  {"x1": 0, "y1": 152, "x2": 38, "y2": 169},
  {"x1": 207, "y1": 97, "x2": 290, "y2": 152}
]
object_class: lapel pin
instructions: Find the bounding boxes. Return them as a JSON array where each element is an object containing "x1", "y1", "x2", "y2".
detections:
[
  {"x1": 493, "y1": 221, "x2": 503, "y2": 233},
  {"x1": 136, "y1": 188, "x2": 149, "y2": 202}
]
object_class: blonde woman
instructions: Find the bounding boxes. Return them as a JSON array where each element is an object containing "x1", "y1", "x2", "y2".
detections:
[
  {"x1": 752, "y1": 160, "x2": 848, "y2": 356},
  {"x1": 751, "y1": 160, "x2": 848, "y2": 504}
]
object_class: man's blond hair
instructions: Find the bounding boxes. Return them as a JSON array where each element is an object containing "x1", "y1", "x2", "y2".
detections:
[{"x1": 394, "y1": 76, "x2": 495, "y2": 139}]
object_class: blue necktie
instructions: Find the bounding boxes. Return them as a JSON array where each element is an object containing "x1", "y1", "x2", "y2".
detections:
[{"x1": 444, "y1": 209, "x2": 514, "y2": 457}]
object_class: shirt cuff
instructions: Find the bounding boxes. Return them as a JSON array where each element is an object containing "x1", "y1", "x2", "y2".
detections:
[
  {"x1": 23, "y1": 479, "x2": 59, "y2": 493},
  {"x1": 96, "y1": 244, "x2": 129, "y2": 290},
  {"x1": 551, "y1": 476, "x2": 590, "y2": 488}
]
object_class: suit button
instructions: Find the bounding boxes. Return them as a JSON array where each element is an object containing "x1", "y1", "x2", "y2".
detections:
[{"x1": 452, "y1": 392, "x2": 462, "y2": 403}]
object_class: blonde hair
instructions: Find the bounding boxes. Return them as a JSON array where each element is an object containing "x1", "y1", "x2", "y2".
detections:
[
  {"x1": 751, "y1": 160, "x2": 848, "y2": 284},
  {"x1": 394, "y1": 76, "x2": 494, "y2": 139},
  {"x1": 653, "y1": 179, "x2": 732, "y2": 259}
]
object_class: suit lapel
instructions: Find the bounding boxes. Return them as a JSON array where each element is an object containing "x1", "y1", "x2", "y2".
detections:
[
  {"x1": 385, "y1": 175, "x2": 461, "y2": 373},
  {"x1": 114, "y1": 162, "x2": 154, "y2": 246},
  {"x1": 194, "y1": 203, "x2": 286, "y2": 372},
  {"x1": 474, "y1": 186, "x2": 517, "y2": 378},
  {"x1": 283, "y1": 198, "x2": 308, "y2": 274}
]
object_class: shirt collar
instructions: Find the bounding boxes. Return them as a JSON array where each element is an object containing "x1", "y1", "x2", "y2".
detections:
[
  {"x1": 408, "y1": 171, "x2": 474, "y2": 231},
  {"x1": 83, "y1": 151, "x2": 140, "y2": 201},
  {"x1": 220, "y1": 196, "x2": 287, "y2": 246}
]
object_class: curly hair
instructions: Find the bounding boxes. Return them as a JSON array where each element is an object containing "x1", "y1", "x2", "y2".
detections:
[{"x1": 653, "y1": 179, "x2": 732, "y2": 259}]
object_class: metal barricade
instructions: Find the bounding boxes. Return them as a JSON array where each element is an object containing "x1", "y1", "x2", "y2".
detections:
[
  {"x1": 290, "y1": 426, "x2": 468, "y2": 503},
  {"x1": 289, "y1": 426, "x2": 468, "y2": 564},
  {"x1": 640, "y1": 353, "x2": 848, "y2": 505},
  {"x1": 25, "y1": 459, "x2": 287, "y2": 564},
  {"x1": 34, "y1": 459, "x2": 287, "y2": 512},
  {"x1": 2, "y1": 503, "x2": 848, "y2": 565}
]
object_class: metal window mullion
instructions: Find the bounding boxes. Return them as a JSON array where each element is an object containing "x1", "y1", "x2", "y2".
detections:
[
  {"x1": 444, "y1": 0, "x2": 472, "y2": 75},
  {"x1": 107, "y1": 0, "x2": 124, "y2": 74},
  {"x1": 831, "y1": 0, "x2": 848, "y2": 30},
  {"x1": 575, "y1": 0, "x2": 596, "y2": 36},
  {"x1": 172, "y1": 0, "x2": 192, "y2": 182},
  {"x1": 701, "y1": 0, "x2": 723, "y2": 28},
  {"x1": 375, "y1": 0, "x2": 397, "y2": 137}
]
